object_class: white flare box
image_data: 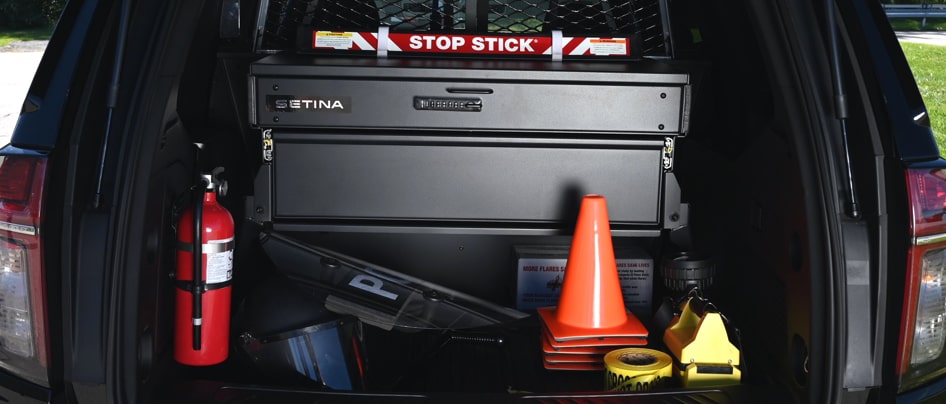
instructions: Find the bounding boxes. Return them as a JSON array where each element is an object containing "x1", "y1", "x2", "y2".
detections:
[{"x1": 514, "y1": 245, "x2": 653, "y2": 315}]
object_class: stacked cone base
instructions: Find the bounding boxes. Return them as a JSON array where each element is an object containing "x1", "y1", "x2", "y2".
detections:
[
  {"x1": 541, "y1": 332, "x2": 629, "y2": 355},
  {"x1": 541, "y1": 321, "x2": 647, "y2": 348},
  {"x1": 538, "y1": 306, "x2": 648, "y2": 341},
  {"x1": 541, "y1": 321, "x2": 647, "y2": 370},
  {"x1": 543, "y1": 353, "x2": 603, "y2": 364},
  {"x1": 542, "y1": 358, "x2": 605, "y2": 371}
]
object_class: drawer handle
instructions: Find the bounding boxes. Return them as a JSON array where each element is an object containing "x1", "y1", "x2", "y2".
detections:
[{"x1": 446, "y1": 87, "x2": 494, "y2": 94}]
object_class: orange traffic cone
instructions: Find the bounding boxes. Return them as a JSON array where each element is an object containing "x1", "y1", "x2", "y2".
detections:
[{"x1": 537, "y1": 195, "x2": 647, "y2": 342}]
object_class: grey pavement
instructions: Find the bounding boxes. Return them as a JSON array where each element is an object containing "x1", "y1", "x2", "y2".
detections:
[
  {"x1": 0, "y1": 32, "x2": 945, "y2": 147},
  {"x1": 0, "y1": 42, "x2": 45, "y2": 146},
  {"x1": 897, "y1": 31, "x2": 946, "y2": 46}
]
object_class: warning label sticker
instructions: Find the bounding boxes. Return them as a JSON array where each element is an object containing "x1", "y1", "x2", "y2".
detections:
[
  {"x1": 589, "y1": 38, "x2": 628, "y2": 56},
  {"x1": 315, "y1": 32, "x2": 355, "y2": 49}
]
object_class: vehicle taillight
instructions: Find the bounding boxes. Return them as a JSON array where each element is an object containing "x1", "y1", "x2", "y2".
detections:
[
  {"x1": 899, "y1": 167, "x2": 946, "y2": 389},
  {"x1": 0, "y1": 154, "x2": 49, "y2": 387}
]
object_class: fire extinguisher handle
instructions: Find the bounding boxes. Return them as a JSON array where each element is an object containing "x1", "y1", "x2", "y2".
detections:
[{"x1": 191, "y1": 177, "x2": 208, "y2": 351}]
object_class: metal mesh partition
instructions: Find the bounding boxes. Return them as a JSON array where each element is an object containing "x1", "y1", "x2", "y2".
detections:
[
  {"x1": 375, "y1": 0, "x2": 468, "y2": 31},
  {"x1": 487, "y1": 0, "x2": 665, "y2": 54},
  {"x1": 257, "y1": 0, "x2": 667, "y2": 56}
]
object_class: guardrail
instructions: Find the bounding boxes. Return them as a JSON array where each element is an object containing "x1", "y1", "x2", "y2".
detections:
[{"x1": 884, "y1": 4, "x2": 946, "y2": 28}]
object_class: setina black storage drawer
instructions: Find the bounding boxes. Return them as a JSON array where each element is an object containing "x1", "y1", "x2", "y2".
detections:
[{"x1": 249, "y1": 56, "x2": 691, "y2": 235}]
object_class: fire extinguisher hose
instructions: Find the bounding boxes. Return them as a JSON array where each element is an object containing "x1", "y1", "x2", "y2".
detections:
[{"x1": 192, "y1": 178, "x2": 206, "y2": 350}]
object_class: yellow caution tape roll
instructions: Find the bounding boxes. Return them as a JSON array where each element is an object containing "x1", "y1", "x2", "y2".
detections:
[{"x1": 604, "y1": 348, "x2": 673, "y2": 392}]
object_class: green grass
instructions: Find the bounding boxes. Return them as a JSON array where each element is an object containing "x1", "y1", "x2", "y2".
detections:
[
  {"x1": 890, "y1": 18, "x2": 946, "y2": 31},
  {"x1": 0, "y1": 26, "x2": 53, "y2": 48},
  {"x1": 900, "y1": 42, "x2": 946, "y2": 153}
]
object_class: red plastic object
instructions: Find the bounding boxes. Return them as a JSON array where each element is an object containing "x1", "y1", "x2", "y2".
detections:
[
  {"x1": 538, "y1": 195, "x2": 648, "y2": 342},
  {"x1": 174, "y1": 186, "x2": 235, "y2": 366}
]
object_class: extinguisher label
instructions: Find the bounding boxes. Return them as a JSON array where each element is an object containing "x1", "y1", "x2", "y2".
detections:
[{"x1": 206, "y1": 238, "x2": 234, "y2": 284}]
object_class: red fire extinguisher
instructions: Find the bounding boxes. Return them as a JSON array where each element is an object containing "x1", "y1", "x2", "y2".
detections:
[{"x1": 175, "y1": 173, "x2": 235, "y2": 366}]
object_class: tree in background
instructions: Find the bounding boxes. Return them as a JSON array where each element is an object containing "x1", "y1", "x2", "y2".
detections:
[
  {"x1": 0, "y1": 0, "x2": 65, "y2": 29},
  {"x1": 42, "y1": 0, "x2": 65, "y2": 26}
]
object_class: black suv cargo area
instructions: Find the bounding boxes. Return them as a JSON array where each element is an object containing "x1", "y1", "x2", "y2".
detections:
[
  {"x1": 137, "y1": 1, "x2": 820, "y2": 400},
  {"x1": 29, "y1": 0, "x2": 904, "y2": 402}
]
